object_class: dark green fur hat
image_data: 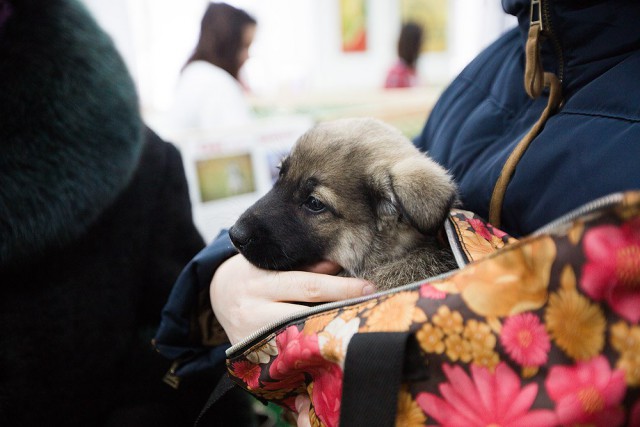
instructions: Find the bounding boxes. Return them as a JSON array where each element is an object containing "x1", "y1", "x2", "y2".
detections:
[{"x1": 0, "y1": 0, "x2": 143, "y2": 267}]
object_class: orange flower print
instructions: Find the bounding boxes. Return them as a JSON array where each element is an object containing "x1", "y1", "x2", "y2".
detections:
[
  {"x1": 447, "y1": 237, "x2": 556, "y2": 318},
  {"x1": 609, "y1": 321, "x2": 640, "y2": 385},
  {"x1": 463, "y1": 319, "x2": 496, "y2": 355},
  {"x1": 545, "y1": 288, "x2": 605, "y2": 361},
  {"x1": 617, "y1": 352, "x2": 640, "y2": 387},
  {"x1": 246, "y1": 338, "x2": 278, "y2": 364},
  {"x1": 396, "y1": 386, "x2": 427, "y2": 426},
  {"x1": 471, "y1": 348, "x2": 500, "y2": 371},
  {"x1": 304, "y1": 312, "x2": 338, "y2": 335},
  {"x1": 417, "y1": 323, "x2": 445, "y2": 354},
  {"x1": 432, "y1": 305, "x2": 464, "y2": 336},
  {"x1": 609, "y1": 321, "x2": 640, "y2": 354},
  {"x1": 363, "y1": 291, "x2": 419, "y2": 332},
  {"x1": 459, "y1": 228, "x2": 498, "y2": 260},
  {"x1": 444, "y1": 334, "x2": 472, "y2": 363},
  {"x1": 581, "y1": 218, "x2": 640, "y2": 323},
  {"x1": 318, "y1": 316, "x2": 360, "y2": 367}
]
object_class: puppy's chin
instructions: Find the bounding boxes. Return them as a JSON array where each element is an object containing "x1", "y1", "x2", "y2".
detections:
[{"x1": 239, "y1": 250, "x2": 323, "y2": 272}]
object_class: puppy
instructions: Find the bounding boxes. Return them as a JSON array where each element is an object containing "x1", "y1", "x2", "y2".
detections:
[{"x1": 229, "y1": 117, "x2": 458, "y2": 290}]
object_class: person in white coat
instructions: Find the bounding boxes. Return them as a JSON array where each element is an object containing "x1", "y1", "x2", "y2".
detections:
[{"x1": 165, "y1": 3, "x2": 256, "y2": 134}]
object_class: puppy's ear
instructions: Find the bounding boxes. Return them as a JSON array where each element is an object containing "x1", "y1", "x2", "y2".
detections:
[{"x1": 375, "y1": 156, "x2": 457, "y2": 234}]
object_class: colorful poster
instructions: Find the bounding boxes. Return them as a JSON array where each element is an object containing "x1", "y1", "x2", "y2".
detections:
[
  {"x1": 340, "y1": 0, "x2": 367, "y2": 52},
  {"x1": 196, "y1": 153, "x2": 255, "y2": 202},
  {"x1": 400, "y1": 0, "x2": 448, "y2": 52}
]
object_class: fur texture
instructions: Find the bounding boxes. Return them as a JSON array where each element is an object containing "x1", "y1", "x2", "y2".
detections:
[
  {"x1": 230, "y1": 117, "x2": 458, "y2": 290},
  {"x1": 0, "y1": 0, "x2": 142, "y2": 268}
]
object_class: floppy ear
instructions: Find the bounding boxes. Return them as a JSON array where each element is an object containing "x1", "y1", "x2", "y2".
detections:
[{"x1": 375, "y1": 155, "x2": 457, "y2": 234}]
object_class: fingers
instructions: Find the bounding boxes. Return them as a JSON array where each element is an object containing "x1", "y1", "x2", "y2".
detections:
[
  {"x1": 210, "y1": 254, "x2": 375, "y2": 345},
  {"x1": 269, "y1": 270, "x2": 374, "y2": 303},
  {"x1": 295, "y1": 395, "x2": 312, "y2": 427}
]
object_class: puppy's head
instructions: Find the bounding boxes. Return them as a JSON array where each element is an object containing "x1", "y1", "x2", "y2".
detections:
[{"x1": 229, "y1": 117, "x2": 457, "y2": 274}]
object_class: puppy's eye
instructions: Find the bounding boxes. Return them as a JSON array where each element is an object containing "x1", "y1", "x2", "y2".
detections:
[{"x1": 303, "y1": 196, "x2": 326, "y2": 213}]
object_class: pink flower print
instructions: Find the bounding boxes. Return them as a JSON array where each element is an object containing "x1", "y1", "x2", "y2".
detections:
[
  {"x1": 468, "y1": 217, "x2": 493, "y2": 240},
  {"x1": 309, "y1": 363, "x2": 343, "y2": 427},
  {"x1": 267, "y1": 325, "x2": 344, "y2": 427},
  {"x1": 416, "y1": 362, "x2": 556, "y2": 427},
  {"x1": 420, "y1": 283, "x2": 447, "y2": 300},
  {"x1": 231, "y1": 360, "x2": 262, "y2": 389},
  {"x1": 581, "y1": 218, "x2": 640, "y2": 323},
  {"x1": 545, "y1": 355, "x2": 626, "y2": 426},
  {"x1": 266, "y1": 325, "x2": 325, "y2": 390},
  {"x1": 500, "y1": 312, "x2": 550, "y2": 367},
  {"x1": 489, "y1": 223, "x2": 508, "y2": 239}
]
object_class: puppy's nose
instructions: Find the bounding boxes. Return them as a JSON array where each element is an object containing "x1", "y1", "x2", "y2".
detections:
[{"x1": 229, "y1": 224, "x2": 252, "y2": 250}]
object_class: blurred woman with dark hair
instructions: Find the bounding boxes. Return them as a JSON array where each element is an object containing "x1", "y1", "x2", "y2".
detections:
[
  {"x1": 165, "y1": 2, "x2": 257, "y2": 134},
  {"x1": 385, "y1": 22, "x2": 424, "y2": 88}
]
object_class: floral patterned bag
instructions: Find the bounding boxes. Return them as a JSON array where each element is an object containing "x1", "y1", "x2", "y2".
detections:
[{"x1": 223, "y1": 191, "x2": 640, "y2": 427}]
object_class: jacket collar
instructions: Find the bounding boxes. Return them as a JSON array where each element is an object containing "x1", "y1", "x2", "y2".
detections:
[{"x1": 502, "y1": 0, "x2": 640, "y2": 97}]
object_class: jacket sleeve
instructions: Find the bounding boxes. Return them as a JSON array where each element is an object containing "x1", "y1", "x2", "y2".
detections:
[{"x1": 154, "y1": 230, "x2": 239, "y2": 383}]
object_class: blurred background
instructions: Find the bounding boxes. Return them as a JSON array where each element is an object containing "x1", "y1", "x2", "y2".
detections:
[
  {"x1": 82, "y1": 0, "x2": 514, "y2": 125},
  {"x1": 79, "y1": 0, "x2": 516, "y2": 240}
]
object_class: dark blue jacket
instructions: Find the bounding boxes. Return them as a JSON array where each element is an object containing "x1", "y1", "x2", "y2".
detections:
[
  {"x1": 155, "y1": 0, "x2": 640, "y2": 378},
  {"x1": 416, "y1": 0, "x2": 640, "y2": 237}
]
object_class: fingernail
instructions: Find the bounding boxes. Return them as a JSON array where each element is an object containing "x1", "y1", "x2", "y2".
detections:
[
  {"x1": 362, "y1": 284, "x2": 375, "y2": 295},
  {"x1": 295, "y1": 395, "x2": 305, "y2": 412}
]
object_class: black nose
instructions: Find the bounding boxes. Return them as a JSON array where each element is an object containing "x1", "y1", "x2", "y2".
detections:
[{"x1": 229, "y1": 224, "x2": 252, "y2": 250}]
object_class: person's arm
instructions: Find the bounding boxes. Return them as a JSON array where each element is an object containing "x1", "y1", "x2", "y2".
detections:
[{"x1": 154, "y1": 228, "x2": 373, "y2": 381}]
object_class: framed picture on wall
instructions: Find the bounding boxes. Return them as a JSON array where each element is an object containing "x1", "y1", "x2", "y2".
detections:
[
  {"x1": 340, "y1": 0, "x2": 367, "y2": 52},
  {"x1": 400, "y1": 0, "x2": 448, "y2": 52}
]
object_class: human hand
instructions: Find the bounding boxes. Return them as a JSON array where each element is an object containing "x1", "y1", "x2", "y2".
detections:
[
  {"x1": 294, "y1": 395, "x2": 312, "y2": 427},
  {"x1": 210, "y1": 254, "x2": 374, "y2": 345}
]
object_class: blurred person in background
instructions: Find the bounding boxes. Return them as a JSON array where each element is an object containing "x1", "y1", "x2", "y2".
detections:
[
  {"x1": 164, "y1": 2, "x2": 257, "y2": 134},
  {"x1": 384, "y1": 22, "x2": 424, "y2": 89}
]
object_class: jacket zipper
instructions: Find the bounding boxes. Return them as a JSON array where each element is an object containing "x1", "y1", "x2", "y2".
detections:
[
  {"x1": 538, "y1": 0, "x2": 565, "y2": 82},
  {"x1": 227, "y1": 191, "x2": 626, "y2": 357}
]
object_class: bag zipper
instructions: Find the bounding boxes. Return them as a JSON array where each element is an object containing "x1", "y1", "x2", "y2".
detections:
[
  {"x1": 226, "y1": 269, "x2": 458, "y2": 356},
  {"x1": 533, "y1": 192, "x2": 625, "y2": 236}
]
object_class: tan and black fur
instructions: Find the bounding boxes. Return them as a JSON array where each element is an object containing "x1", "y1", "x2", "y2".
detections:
[{"x1": 229, "y1": 117, "x2": 458, "y2": 290}]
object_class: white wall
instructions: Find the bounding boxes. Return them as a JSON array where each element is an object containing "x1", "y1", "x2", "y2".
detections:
[{"x1": 81, "y1": 0, "x2": 515, "y2": 114}]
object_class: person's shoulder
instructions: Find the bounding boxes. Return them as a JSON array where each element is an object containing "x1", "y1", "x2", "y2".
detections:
[{"x1": 183, "y1": 61, "x2": 236, "y2": 83}]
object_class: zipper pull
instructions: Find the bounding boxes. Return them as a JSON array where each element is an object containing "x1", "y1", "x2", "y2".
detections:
[{"x1": 524, "y1": 0, "x2": 545, "y2": 98}]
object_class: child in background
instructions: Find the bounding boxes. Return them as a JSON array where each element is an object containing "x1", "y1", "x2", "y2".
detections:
[{"x1": 384, "y1": 22, "x2": 424, "y2": 88}]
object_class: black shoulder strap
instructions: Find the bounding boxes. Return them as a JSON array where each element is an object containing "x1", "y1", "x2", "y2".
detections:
[
  {"x1": 194, "y1": 374, "x2": 236, "y2": 427},
  {"x1": 339, "y1": 332, "x2": 412, "y2": 427}
]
